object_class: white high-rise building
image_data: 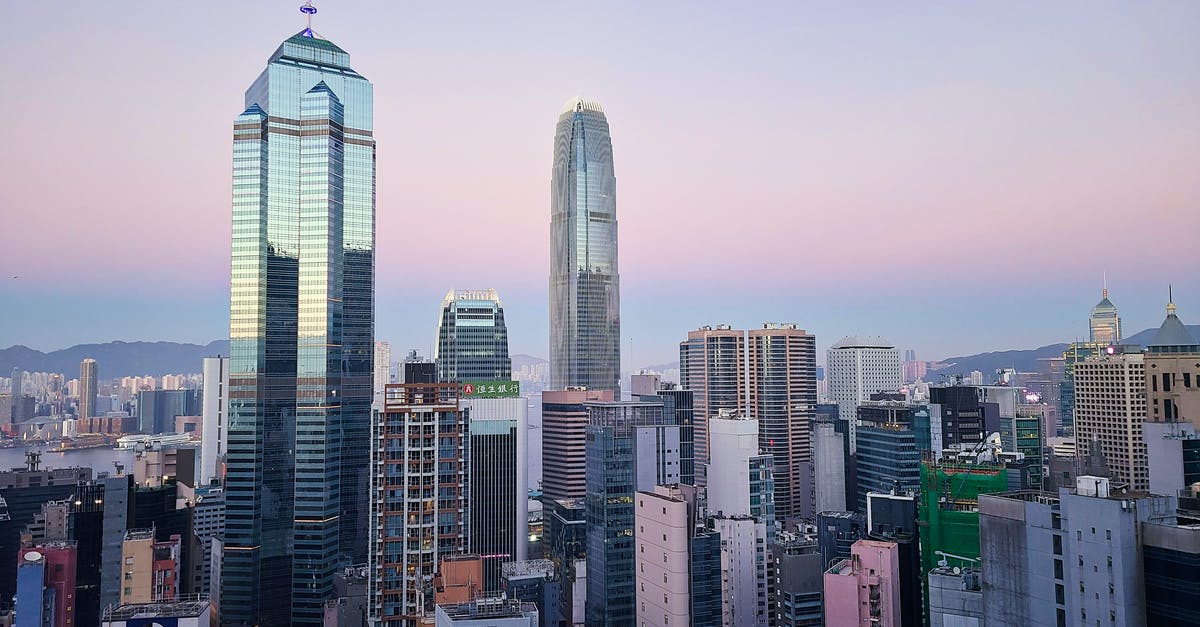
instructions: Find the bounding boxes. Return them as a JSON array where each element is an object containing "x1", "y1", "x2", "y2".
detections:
[
  {"x1": 200, "y1": 357, "x2": 229, "y2": 486},
  {"x1": 373, "y1": 341, "x2": 392, "y2": 403},
  {"x1": 826, "y1": 336, "x2": 902, "y2": 452},
  {"x1": 711, "y1": 515, "x2": 768, "y2": 627}
]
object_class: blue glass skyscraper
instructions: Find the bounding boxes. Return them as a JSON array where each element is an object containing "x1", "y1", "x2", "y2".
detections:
[
  {"x1": 550, "y1": 97, "x2": 621, "y2": 394},
  {"x1": 224, "y1": 14, "x2": 374, "y2": 626}
]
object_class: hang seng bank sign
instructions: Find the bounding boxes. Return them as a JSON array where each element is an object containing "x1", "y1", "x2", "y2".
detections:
[{"x1": 461, "y1": 381, "x2": 521, "y2": 399}]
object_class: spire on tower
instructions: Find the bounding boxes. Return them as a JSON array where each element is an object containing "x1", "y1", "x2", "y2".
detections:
[
  {"x1": 1168, "y1": 285, "x2": 1176, "y2": 316},
  {"x1": 300, "y1": 1, "x2": 317, "y2": 37},
  {"x1": 1102, "y1": 271, "x2": 1108, "y2": 299}
]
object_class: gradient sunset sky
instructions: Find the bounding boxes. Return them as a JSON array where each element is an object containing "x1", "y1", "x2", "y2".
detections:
[{"x1": 1, "y1": 1, "x2": 1198, "y2": 367}]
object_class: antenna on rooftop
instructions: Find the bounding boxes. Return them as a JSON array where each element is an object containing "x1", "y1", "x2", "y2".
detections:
[{"x1": 300, "y1": 1, "x2": 318, "y2": 37}]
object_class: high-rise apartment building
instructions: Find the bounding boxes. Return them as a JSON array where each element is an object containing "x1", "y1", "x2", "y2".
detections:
[
  {"x1": 370, "y1": 383, "x2": 469, "y2": 626},
  {"x1": 199, "y1": 357, "x2": 228, "y2": 487},
  {"x1": 826, "y1": 336, "x2": 902, "y2": 453},
  {"x1": 120, "y1": 529, "x2": 182, "y2": 604},
  {"x1": 79, "y1": 358, "x2": 97, "y2": 419},
  {"x1": 374, "y1": 340, "x2": 392, "y2": 402},
  {"x1": 540, "y1": 388, "x2": 613, "y2": 500},
  {"x1": 224, "y1": 10, "x2": 376, "y2": 624},
  {"x1": 1089, "y1": 283, "x2": 1121, "y2": 345},
  {"x1": 1143, "y1": 295, "x2": 1200, "y2": 494},
  {"x1": 435, "y1": 289, "x2": 512, "y2": 383},
  {"x1": 710, "y1": 514, "x2": 769, "y2": 627},
  {"x1": 1074, "y1": 347, "x2": 1148, "y2": 491},
  {"x1": 461, "y1": 396, "x2": 529, "y2": 590},
  {"x1": 679, "y1": 325, "x2": 746, "y2": 477},
  {"x1": 747, "y1": 323, "x2": 816, "y2": 521},
  {"x1": 549, "y1": 97, "x2": 620, "y2": 395}
]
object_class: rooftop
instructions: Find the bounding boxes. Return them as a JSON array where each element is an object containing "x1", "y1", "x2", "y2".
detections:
[
  {"x1": 103, "y1": 595, "x2": 210, "y2": 620},
  {"x1": 559, "y1": 96, "x2": 605, "y2": 116},
  {"x1": 501, "y1": 559, "x2": 555, "y2": 580},
  {"x1": 831, "y1": 335, "x2": 895, "y2": 349},
  {"x1": 438, "y1": 597, "x2": 537, "y2": 620}
]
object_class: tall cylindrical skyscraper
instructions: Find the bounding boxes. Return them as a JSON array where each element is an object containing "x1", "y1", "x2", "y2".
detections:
[{"x1": 550, "y1": 97, "x2": 621, "y2": 394}]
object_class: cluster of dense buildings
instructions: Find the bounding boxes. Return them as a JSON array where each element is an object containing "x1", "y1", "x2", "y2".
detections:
[{"x1": 2, "y1": 6, "x2": 1198, "y2": 627}]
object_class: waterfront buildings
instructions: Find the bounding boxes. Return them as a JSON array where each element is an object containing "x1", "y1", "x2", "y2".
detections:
[
  {"x1": 79, "y1": 358, "x2": 97, "y2": 420},
  {"x1": 369, "y1": 383, "x2": 468, "y2": 626},
  {"x1": 222, "y1": 13, "x2": 376, "y2": 624},
  {"x1": 435, "y1": 289, "x2": 512, "y2": 383},
  {"x1": 826, "y1": 336, "x2": 902, "y2": 452},
  {"x1": 549, "y1": 97, "x2": 620, "y2": 395}
]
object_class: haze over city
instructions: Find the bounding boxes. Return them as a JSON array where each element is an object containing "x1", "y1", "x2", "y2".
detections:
[{"x1": 2, "y1": 1, "x2": 1198, "y2": 363}]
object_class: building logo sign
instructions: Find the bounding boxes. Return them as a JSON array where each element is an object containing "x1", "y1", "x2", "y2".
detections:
[{"x1": 461, "y1": 381, "x2": 520, "y2": 398}]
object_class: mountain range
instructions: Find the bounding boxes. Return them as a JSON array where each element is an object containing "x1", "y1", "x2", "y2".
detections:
[{"x1": 1, "y1": 325, "x2": 1196, "y2": 380}]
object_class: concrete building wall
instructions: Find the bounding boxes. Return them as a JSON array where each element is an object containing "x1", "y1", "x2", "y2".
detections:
[
  {"x1": 707, "y1": 414, "x2": 758, "y2": 517},
  {"x1": 928, "y1": 567, "x2": 983, "y2": 627},
  {"x1": 199, "y1": 357, "x2": 228, "y2": 487},
  {"x1": 812, "y1": 421, "x2": 846, "y2": 513},
  {"x1": 712, "y1": 516, "x2": 767, "y2": 627},
  {"x1": 634, "y1": 489, "x2": 690, "y2": 627},
  {"x1": 822, "y1": 540, "x2": 902, "y2": 627}
]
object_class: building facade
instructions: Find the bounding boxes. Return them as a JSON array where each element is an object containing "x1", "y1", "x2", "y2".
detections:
[
  {"x1": 825, "y1": 336, "x2": 902, "y2": 453},
  {"x1": 1089, "y1": 285, "x2": 1121, "y2": 345},
  {"x1": 679, "y1": 325, "x2": 746, "y2": 477},
  {"x1": 540, "y1": 389, "x2": 613, "y2": 500},
  {"x1": 822, "y1": 539, "x2": 902, "y2": 627},
  {"x1": 1143, "y1": 296, "x2": 1200, "y2": 495},
  {"x1": 549, "y1": 97, "x2": 620, "y2": 395},
  {"x1": 435, "y1": 289, "x2": 512, "y2": 383},
  {"x1": 461, "y1": 396, "x2": 529, "y2": 590},
  {"x1": 199, "y1": 357, "x2": 227, "y2": 487},
  {"x1": 79, "y1": 358, "x2": 97, "y2": 420},
  {"x1": 223, "y1": 17, "x2": 375, "y2": 625},
  {"x1": 1074, "y1": 348, "x2": 1148, "y2": 491},
  {"x1": 370, "y1": 383, "x2": 468, "y2": 626}
]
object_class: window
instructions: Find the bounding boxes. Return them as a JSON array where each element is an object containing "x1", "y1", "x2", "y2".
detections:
[
  {"x1": 1056, "y1": 584, "x2": 1065, "y2": 604},
  {"x1": 1105, "y1": 530, "x2": 1111, "y2": 541}
]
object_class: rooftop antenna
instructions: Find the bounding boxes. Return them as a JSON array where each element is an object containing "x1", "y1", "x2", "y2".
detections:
[
  {"x1": 1168, "y1": 284, "x2": 1176, "y2": 316},
  {"x1": 300, "y1": 1, "x2": 318, "y2": 37},
  {"x1": 1102, "y1": 271, "x2": 1108, "y2": 299}
]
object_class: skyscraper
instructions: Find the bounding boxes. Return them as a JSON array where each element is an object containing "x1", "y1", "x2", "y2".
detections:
[
  {"x1": 373, "y1": 340, "x2": 392, "y2": 402},
  {"x1": 199, "y1": 357, "x2": 228, "y2": 487},
  {"x1": 1074, "y1": 346, "x2": 1148, "y2": 491},
  {"x1": 1088, "y1": 281, "x2": 1121, "y2": 345},
  {"x1": 223, "y1": 6, "x2": 375, "y2": 623},
  {"x1": 79, "y1": 358, "x2": 97, "y2": 420},
  {"x1": 1143, "y1": 293, "x2": 1200, "y2": 494},
  {"x1": 549, "y1": 97, "x2": 620, "y2": 395},
  {"x1": 747, "y1": 323, "x2": 816, "y2": 522},
  {"x1": 435, "y1": 289, "x2": 512, "y2": 383},
  {"x1": 826, "y1": 336, "x2": 902, "y2": 452},
  {"x1": 462, "y1": 395, "x2": 529, "y2": 591},
  {"x1": 679, "y1": 325, "x2": 747, "y2": 480}
]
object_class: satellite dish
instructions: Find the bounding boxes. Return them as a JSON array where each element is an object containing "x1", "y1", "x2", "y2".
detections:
[
  {"x1": 24, "y1": 551, "x2": 42, "y2": 562},
  {"x1": 953, "y1": 566, "x2": 961, "y2": 574}
]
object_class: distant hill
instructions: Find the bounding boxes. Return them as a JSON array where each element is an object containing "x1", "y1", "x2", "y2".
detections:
[
  {"x1": 0, "y1": 340, "x2": 229, "y2": 378},
  {"x1": 511, "y1": 354, "x2": 547, "y2": 370},
  {"x1": 928, "y1": 324, "x2": 1200, "y2": 379}
]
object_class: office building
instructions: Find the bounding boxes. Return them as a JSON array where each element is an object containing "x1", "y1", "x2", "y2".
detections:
[
  {"x1": 811, "y1": 416, "x2": 848, "y2": 514},
  {"x1": 747, "y1": 323, "x2": 817, "y2": 521},
  {"x1": 223, "y1": 9, "x2": 376, "y2": 624},
  {"x1": 978, "y1": 477, "x2": 1178, "y2": 627},
  {"x1": 1143, "y1": 520, "x2": 1200, "y2": 625},
  {"x1": 435, "y1": 289, "x2": 512, "y2": 383},
  {"x1": 1073, "y1": 346, "x2": 1147, "y2": 491},
  {"x1": 461, "y1": 395, "x2": 528, "y2": 590},
  {"x1": 434, "y1": 598, "x2": 538, "y2": 626},
  {"x1": 1143, "y1": 294, "x2": 1200, "y2": 494},
  {"x1": 374, "y1": 340, "x2": 392, "y2": 402},
  {"x1": 540, "y1": 388, "x2": 613, "y2": 500},
  {"x1": 816, "y1": 511, "x2": 864, "y2": 569},
  {"x1": 927, "y1": 385, "x2": 999, "y2": 456},
  {"x1": 101, "y1": 598, "x2": 212, "y2": 627},
  {"x1": 679, "y1": 325, "x2": 746, "y2": 477},
  {"x1": 649, "y1": 386, "x2": 697, "y2": 486},
  {"x1": 198, "y1": 357, "x2": 227, "y2": 487},
  {"x1": 1089, "y1": 282, "x2": 1122, "y2": 345},
  {"x1": 137, "y1": 389, "x2": 200, "y2": 435},
  {"x1": 542, "y1": 498, "x2": 587, "y2": 626},
  {"x1": 630, "y1": 373, "x2": 660, "y2": 396},
  {"x1": 369, "y1": 383, "x2": 468, "y2": 626},
  {"x1": 710, "y1": 514, "x2": 769, "y2": 627},
  {"x1": 583, "y1": 400, "x2": 681, "y2": 625},
  {"x1": 927, "y1": 566, "x2": 983, "y2": 627},
  {"x1": 707, "y1": 411, "x2": 775, "y2": 530},
  {"x1": 822, "y1": 539, "x2": 901, "y2": 627},
  {"x1": 501, "y1": 560, "x2": 558, "y2": 627},
  {"x1": 864, "y1": 492, "x2": 921, "y2": 627},
  {"x1": 191, "y1": 487, "x2": 224, "y2": 599},
  {"x1": 79, "y1": 358, "x2": 97, "y2": 419},
  {"x1": 549, "y1": 97, "x2": 620, "y2": 395},
  {"x1": 826, "y1": 336, "x2": 902, "y2": 452},
  {"x1": 1059, "y1": 341, "x2": 1103, "y2": 436},
  {"x1": 854, "y1": 402, "x2": 925, "y2": 513},
  {"x1": 769, "y1": 531, "x2": 824, "y2": 627}
]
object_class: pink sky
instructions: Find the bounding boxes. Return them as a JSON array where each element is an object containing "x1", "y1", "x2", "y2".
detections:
[{"x1": 1, "y1": 2, "x2": 1198, "y2": 363}]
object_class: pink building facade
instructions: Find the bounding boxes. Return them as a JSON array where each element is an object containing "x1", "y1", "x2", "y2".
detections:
[{"x1": 822, "y1": 539, "x2": 901, "y2": 627}]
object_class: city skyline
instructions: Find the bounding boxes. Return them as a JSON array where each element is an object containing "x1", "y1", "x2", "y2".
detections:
[{"x1": 2, "y1": 2, "x2": 1199, "y2": 365}]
